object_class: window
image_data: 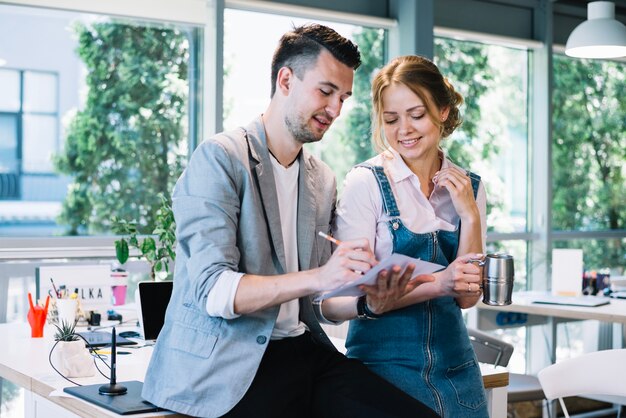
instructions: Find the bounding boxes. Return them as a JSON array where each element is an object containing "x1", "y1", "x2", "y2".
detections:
[
  {"x1": 551, "y1": 53, "x2": 626, "y2": 279},
  {"x1": 0, "y1": 4, "x2": 200, "y2": 237},
  {"x1": 434, "y1": 36, "x2": 531, "y2": 373},
  {"x1": 547, "y1": 55, "x2": 626, "y2": 362},
  {"x1": 0, "y1": 68, "x2": 60, "y2": 200},
  {"x1": 434, "y1": 36, "x2": 530, "y2": 281}
]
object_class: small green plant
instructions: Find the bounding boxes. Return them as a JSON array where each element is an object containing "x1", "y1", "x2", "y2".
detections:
[
  {"x1": 113, "y1": 193, "x2": 176, "y2": 280},
  {"x1": 54, "y1": 319, "x2": 79, "y2": 342}
]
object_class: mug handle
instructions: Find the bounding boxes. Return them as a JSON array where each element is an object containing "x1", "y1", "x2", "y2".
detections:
[{"x1": 466, "y1": 256, "x2": 486, "y2": 289}]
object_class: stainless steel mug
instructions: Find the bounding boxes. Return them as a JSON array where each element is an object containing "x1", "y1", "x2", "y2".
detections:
[{"x1": 471, "y1": 253, "x2": 515, "y2": 306}]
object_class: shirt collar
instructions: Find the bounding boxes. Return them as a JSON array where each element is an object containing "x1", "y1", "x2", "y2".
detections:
[{"x1": 384, "y1": 148, "x2": 449, "y2": 184}]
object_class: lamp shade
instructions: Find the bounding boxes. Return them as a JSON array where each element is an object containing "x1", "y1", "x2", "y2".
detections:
[{"x1": 565, "y1": 1, "x2": 626, "y2": 59}]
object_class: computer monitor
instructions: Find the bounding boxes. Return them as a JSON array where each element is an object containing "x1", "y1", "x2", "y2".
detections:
[{"x1": 136, "y1": 280, "x2": 173, "y2": 343}]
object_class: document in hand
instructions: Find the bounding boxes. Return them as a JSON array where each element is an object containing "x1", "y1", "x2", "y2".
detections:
[{"x1": 317, "y1": 253, "x2": 444, "y2": 300}]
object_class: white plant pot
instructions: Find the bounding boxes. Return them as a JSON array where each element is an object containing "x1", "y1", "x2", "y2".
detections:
[{"x1": 51, "y1": 340, "x2": 96, "y2": 378}]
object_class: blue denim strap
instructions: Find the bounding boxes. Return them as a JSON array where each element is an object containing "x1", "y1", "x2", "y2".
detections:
[{"x1": 355, "y1": 164, "x2": 400, "y2": 217}]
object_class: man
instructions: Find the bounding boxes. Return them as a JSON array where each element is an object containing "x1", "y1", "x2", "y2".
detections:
[{"x1": 142, "y1": 23, "x2": 441, "y2": 418}]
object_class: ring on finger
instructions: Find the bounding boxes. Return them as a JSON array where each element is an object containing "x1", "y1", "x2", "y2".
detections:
[{"x1": 467, "y1": 282, "x2": 471, "y2": 293}]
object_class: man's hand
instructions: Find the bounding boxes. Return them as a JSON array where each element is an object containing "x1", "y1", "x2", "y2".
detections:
[
  {"x1": 360, "y1": 264, "x2": 435, "y2": 315},
  {"x1": 315, "y1": 238, "x2": 378, "y2": 292}
]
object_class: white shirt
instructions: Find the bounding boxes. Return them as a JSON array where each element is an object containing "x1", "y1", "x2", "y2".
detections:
[
  {"x1": 205, "y1": 153, "x2": 306, "y2": 339},
  {"x1": 332, "y1": 149, "x2": 487, "y2": 260}
]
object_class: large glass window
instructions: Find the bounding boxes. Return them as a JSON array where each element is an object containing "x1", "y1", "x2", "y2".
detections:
[
  {"x1": 550, "y1": 55, "x2": 626, "y2": 362},
  {"x1": 435, "y1": 37, "x2": 529, "y2": 236},
  {"x1": 552, "y1": 55, "x2": 625, "y2": 235},
  {"x1": 435, "y1": 37, "x2": 530, "y2": 286},
  {"x1": 223, "y1": 8, "x2": 385, "y2": 186},
  {"x1": 0, "y1": 4, "x2": 200, "y2": 237},
  {"x1": 434, "y1": 36, "x2": 531, "y2": 373}
]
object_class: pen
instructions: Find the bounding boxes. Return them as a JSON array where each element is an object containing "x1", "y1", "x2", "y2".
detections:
[
  {"x1": 318, "y1": 231, "x2": 342, "y2": 246},
  {"x1": 50, "y1": 278, "x2": 60, "y2": 298}
]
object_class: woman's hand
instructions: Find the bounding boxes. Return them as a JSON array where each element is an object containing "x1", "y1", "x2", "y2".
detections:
[
  {"x1": 433, "y1": 167, "x2": 479, "y2": 221},
  {"x1": 432, "y1": 253, "x2": 483, "y2": 298},
  {"x1": 360, "y1": 264, "x2": 435, "y2": 315}
]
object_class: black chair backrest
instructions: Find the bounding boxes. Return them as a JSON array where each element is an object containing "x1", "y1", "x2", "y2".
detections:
[{"x1": 468, "y1": 328, "x2": 514, "y2": 367}]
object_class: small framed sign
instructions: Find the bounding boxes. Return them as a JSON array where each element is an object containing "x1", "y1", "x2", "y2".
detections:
[{"x1": 36, "y1": 264, "x2": 113, "y2": 311}]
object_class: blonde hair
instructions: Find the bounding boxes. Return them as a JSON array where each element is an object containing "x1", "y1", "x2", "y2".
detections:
[{"x1": 371, "y1": 55, "x2": 463, "y2": 153}]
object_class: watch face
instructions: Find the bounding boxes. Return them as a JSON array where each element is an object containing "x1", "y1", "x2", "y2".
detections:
[{"x1": 356, "y1": 295, "x2": 368, "y2": 319}]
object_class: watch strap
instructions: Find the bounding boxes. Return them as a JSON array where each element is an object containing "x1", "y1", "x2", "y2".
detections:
[{"x1": 356, "y1": 295, "x2": 382, "y2": 319}]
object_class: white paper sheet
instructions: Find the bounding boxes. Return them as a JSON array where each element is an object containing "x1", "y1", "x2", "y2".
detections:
[
  {"x1": 316, "y1": 253, "x2": 444, "y2": 300},
  {"x1": 551, "y1": 248, "x2": 583, "y2": 296}
]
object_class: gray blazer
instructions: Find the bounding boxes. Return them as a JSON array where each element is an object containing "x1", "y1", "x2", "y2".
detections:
[{"x1": 142, "y1": 117, "x2": 337, "y2": 417}]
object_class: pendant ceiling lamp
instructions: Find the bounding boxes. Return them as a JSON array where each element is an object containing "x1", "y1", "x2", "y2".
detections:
[{"x1": 565, "y1": 1, "x2": 626, "y2": 59}]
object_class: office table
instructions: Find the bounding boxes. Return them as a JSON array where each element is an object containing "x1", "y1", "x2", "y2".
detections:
[
  {"x1": 474, "y1": 290, "x2": 626, "y2": 370},
  {"x1": 2, "y1": 322, "x2": 508, "y2": 418},
  {"x1": 476, "y1": 291, "x2": 626, "y2": 325},
  {"x1": 0, "y1": 322, "x2": 182, "y2": 418}
]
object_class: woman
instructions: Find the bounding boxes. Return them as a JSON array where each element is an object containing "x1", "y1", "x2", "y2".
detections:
[{"x1": 332, "y1": 55, "x2": 488, "y2": 417}]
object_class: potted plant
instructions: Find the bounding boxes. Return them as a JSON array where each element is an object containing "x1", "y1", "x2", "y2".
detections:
[
  {"x1": 113, "y1": 193, "x2": 176, "y2": 280},
  {"x1": 50, "y1": 320, "x2": 96, "y2": 378}
]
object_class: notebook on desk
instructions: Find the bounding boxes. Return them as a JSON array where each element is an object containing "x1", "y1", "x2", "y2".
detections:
[{"x1": 531, "y1": 294, "x2": 611, "y2": 307}]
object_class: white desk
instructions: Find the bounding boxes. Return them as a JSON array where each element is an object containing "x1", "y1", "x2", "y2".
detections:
[
  {"x1": 474, "y1": 291, "x2": 626, "y2": 370},
  {"x1": 0, "y1": 322, "x2": 182, "y2": 418},
  {"x1": 476, "y1": 291, "x2": 626, "y2": 325},
  {"x1": 2, "y1": 322, "x2": 508, "y2": 418}
]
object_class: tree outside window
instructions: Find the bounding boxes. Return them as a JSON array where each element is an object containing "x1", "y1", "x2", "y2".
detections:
[{"x1": 54, "y1": 22, "x2": 191, "y2": 235}]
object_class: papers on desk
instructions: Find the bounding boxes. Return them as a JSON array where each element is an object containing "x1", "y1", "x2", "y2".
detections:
[
  {"x1": 531, "y1": 294, "x2": 611, "y2": 307},
  {"x1": 316, "y1": 253, "x2": 444, "y2": 300}
]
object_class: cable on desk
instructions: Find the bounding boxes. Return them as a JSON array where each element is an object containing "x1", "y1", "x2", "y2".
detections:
[{"x1": 48, "y1": 333, "x2": 111, "y2": 386}]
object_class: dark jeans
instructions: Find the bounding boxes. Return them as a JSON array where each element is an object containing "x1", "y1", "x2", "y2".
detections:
[{"x1": 222, "y1": 332, "x2": 439, "y2": 418}]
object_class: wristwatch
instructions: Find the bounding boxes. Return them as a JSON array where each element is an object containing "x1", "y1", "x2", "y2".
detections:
[{"x1": 356, "y1": 295, "x2": 382, "y2": 320}]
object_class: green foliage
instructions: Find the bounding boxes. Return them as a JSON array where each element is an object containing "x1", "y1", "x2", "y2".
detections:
[
  {"x1": 113, "y1": 194, "x2": 176, "y2": 280},
  {"x1": 552, "y1": 56, "x2": 625, "y2": 269},
  {"x1": 435, "y1": 38, "x2": 514, "y2": 229},
  {"x1": 53, "y1": 319, "x2": 79, "y2": 342},
  {"x1": 435, "y1": 38, "x2": 493, "y2": 167},
  {"x1": 54, "y1": 21, "x2": 189, "y2": 235},
  {"x1": 552, "y1": 55, "x2": 626, "y2": 232}
]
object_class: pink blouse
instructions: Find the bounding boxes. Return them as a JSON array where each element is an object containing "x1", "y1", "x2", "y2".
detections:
[{"x1": 332, "y1": 149, "x2": 487, "y2": 260}]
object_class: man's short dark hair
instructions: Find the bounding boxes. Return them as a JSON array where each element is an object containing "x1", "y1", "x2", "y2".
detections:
[{"x1": 270, "y1": 23, "x2": 362, "y2": 97}]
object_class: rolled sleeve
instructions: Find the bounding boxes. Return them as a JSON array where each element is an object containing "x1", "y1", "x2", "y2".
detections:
[{"x1": 206, "y1": 271, "x2": 244, "y2": 319}]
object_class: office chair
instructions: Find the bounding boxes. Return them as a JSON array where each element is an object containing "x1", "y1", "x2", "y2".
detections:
[
  {"x1": 468, "y1": 328, "x2": 548, "y2": 416},
  {"x1": 538, "y1": 349, "x2": 626, "y2": 418}
]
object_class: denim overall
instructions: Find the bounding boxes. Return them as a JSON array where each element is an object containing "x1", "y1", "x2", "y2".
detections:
[{"x1": 345, "y1": 165, "x2": 488, "y2": 418}]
